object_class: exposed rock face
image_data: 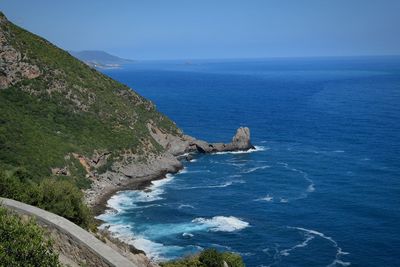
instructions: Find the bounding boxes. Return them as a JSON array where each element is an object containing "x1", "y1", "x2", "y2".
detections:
[
  {"x1": 84, "y1": 152, "x2": 184, "y2": 207},
  {"x1": 188, "y1": 127, "x2": 255, "y2": 153},
  {"x1": 85, "y1": 126, "x2": 254, "y2": 207},
  {"x1": 232, "y1": 127, "x2": 253, "y2": 150},
  {"x1": 0, "y1": 15, "x2": 41, "y2": 89},
  {"x1": 148, "y1": 123, "x2": 254, "y2": 155}
]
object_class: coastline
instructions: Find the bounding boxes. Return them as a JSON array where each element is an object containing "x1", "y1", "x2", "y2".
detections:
[
  {"x1": 86, "y1": 126, "x2": 254, "y2": 264},
  {"x1": 91, "y1": 163, "x2": 184, "y2": 217},
  {"x1": 87, "y1": 126, "x2": 254, "y2": 216}
]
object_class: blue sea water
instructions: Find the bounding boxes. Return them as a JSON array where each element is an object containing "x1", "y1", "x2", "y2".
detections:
[{"x1": 98, "y1": 57, "x2": 400, "y2": 267}]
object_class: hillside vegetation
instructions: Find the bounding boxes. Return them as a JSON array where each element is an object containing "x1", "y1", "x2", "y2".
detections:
[
  {"x1": 0, "y1": 206, "x2": 61, "y2": 266},
  {"x1": 161, "y1": 248, "x2": 245, "y2": 267},
  {"x1": 0, "y1": 11, "x2": 179, "y2": 188},
  {"x1": 0, "y1": 11, "x2": 180, "y2": 227}
]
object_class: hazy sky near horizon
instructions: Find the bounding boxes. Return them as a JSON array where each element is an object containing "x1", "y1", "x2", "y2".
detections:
[{"x1": 1, "y1": 0, "x2": 400, "y2": 60}]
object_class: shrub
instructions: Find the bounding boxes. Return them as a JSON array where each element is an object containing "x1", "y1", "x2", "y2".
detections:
[
  {"x1": 160, "y1": 249, "x2": 246, "y2": 267},
  {"x1": 221, "y1": 252, "x2": 245, "y2": 267},
  {"x1": 36, "y1": 178, "x2": 92, "y2": 229},
  {"x1": 0, "y1": 206, "x2": 61, "y2": 266},
  {"x1": 199, "y1": 248, "x2": 224, "y2": 267},
  {"x1": 160, "y1": 255, "x2": 203, "y2": 267},
  {"x1": 0, "y1": 170, "x2": 92, "y2": 229}
]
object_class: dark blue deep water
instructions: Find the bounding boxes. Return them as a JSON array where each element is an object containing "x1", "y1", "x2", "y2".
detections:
[{"x1": 98, "y1": 57, "x2": 400, "y2": 267}]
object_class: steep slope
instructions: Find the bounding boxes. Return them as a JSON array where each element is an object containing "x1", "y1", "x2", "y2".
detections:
[
  {"x1": 0, "y1": 12, "x2": 180, "y2": 189},
  {"x1": 0, "y1": 12, "x2": 253, "y2": 210}
]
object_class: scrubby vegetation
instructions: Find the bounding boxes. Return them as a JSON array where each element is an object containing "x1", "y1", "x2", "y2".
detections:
[
  {"x1": 0, "y1": 206, "x2": 61, "y2": 266},
  {"x1": 161, "y1": 248, "x2": 245, "y2": 267},
  {"x1": 0, "y1": 16, "x2": 178, "y2": 186},
  {"x1": 0, "y1": 170, "x2": 92, "y2": 229},
  {"x1": 0, "y1": 12, "x2": 180, "y2": 228}
]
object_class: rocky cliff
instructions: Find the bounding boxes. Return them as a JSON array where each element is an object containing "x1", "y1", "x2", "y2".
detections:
[
  {"x1": 0, "y1": 11, "x2": 254, "y2": 266},
  {"x1": 0, "y1": 11, "x2": 253, "y2": 208}
]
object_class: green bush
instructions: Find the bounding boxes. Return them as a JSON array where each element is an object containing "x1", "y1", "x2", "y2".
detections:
[
  {"x1": 0, "y1": 170, "x2": 92, "y2": 229},
  {"x1": 36, "y1": 179, "x2": 92, "y2": 229},
  {"x1": 160, "y1": 248, "x2": 246, "y2": 267},
  {"x1": 160, "y1": 255, "x2": 203, "y2": 267},
  {"x1": 221, "y1": 252, "x2": 245, "y2": 267},
  {"x1": 0, "y1": 206, "x2": 61, "y2": 266},
  {"x1": 199, "y1": 248, "x2": 224, "y2": 267}
]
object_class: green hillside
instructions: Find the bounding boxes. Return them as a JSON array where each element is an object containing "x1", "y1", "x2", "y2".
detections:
[{"x1": 0, "y1": 12, "x2": 179, "y2": 188}]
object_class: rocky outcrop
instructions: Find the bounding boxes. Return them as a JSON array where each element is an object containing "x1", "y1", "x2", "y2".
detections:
[
  {"x1": 148, "y1": 123, "x2": 254, "y2": 155},
  {"x1": 85, "y1": 126, "x2": 254, "y2": 208},
  {"x1": 231, "y1": 127, "x2": 253, "y2": 150},
  {"x1": 0, "y1": 13, "x2": 41, "y2": 89},
  {"x1": 188, "y1": 127, "x2": 255, "y2": 153},
  {"x1": 85, "y1": 151, "x2": 184, "y2": 208}
]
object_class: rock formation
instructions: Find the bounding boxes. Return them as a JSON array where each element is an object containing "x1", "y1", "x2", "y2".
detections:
[
  {"x1": 0, "y1": 25, "x2": 41, "y2": 89},
  {"x1": 188, "y1": 127, "x2": 255, "y2": 153}
]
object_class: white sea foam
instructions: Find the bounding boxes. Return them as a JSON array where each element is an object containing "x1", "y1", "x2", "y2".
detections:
[
  {"x1": 280, "y1": 235, "x2": 315, "y2": 256},
  {"x1": 227, "y1": 162, "x2": 247, "y2": 167},
  {"x1": 103, "y1": 172, "x2": 177, "y2": 215},
  {"x1": 280, "y1": 198, "x2": 289, "y2": 203},
  {"x1": 130, "y1": 236, "x2": 185, "y2": 261},
  {"x1": 242, "y1": 165, "x2": 271, "y2": 174},
  {"x1": 333, "y1": 150, "x2": 345, "y2": 153},
  {"x1": 178, "y1": 204, "x2": 195, "y2": 209},
  {"x1": 214, "y1": 145, "x2": 267, "y2": 155},
  {"x1": 255, "y1": 194, "x2": 274, "y2": 202},
  {"x1": 278, "y1": 162, "x2": 316, "y2": 199},
  {"x1": 100, "y1": 222, "x2": 190, "y2": 261},
  {"x1": 307, "y1": 183, "x2": 315, "y2": 193},
  {"x1": 288, "y1": 227, "x2": 351, "y2": 267},
  {"x1": 229, "y1": 174, "x2": 243, "y2": 178},
  {"x1": 105, "y1": 193, "x2": 136, "y2": 213},
  {"x1": 178, "y1": 179, "x2": 245, "y2": 190},
  {"x1": 192, "y1": 216, "x2": 249, "y2": 232},
  {"x1": 182, "y1": 232, "x2": 194, "y2": 238}
]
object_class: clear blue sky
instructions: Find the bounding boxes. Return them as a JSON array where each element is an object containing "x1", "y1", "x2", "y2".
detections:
[{"x1": 1, "y1": 0, "x2": 400, "y2": 60}]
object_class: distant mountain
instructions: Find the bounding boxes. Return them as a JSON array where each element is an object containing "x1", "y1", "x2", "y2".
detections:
[{"x1": 70, "y1": 50, "x2": 134, "y2": 69}]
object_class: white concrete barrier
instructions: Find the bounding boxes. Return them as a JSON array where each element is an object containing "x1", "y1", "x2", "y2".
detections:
[{"x1": 0, "y1": 197, "x2": 138, "y2": 267}]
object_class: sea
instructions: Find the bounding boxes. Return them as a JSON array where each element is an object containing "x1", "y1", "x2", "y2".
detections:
[{"x1": 97, "y1": 56, "x2": 400, "y2": 267}]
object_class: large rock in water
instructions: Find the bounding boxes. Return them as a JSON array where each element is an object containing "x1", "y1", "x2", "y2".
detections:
[
  {"x1": 232, "y1": 127, "x2": 253, "y2": 150},
  {"x1": 189, "y1": 127, "x2": 255, "y2": 153}
]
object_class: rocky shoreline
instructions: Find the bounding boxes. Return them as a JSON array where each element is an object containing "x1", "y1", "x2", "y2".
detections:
[{"x1": 87, "y1": 126, "x2": 254, "y2": 216}]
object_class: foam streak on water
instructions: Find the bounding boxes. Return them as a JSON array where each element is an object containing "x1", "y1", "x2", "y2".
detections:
[
  {"x1": 277, "y1": 162, "x2": 316, "y2": 201},
  {"x1": 288, "y1": 227, "x2": 351, "y2": 267},
  {"x1": 213, "y1": 145, "x2": 267, "y2": 155}
]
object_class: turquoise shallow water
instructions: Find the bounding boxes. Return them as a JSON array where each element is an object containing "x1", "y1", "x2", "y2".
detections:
[{"x1": 98, "y1": 57, "x2": 400, "y2": 267}]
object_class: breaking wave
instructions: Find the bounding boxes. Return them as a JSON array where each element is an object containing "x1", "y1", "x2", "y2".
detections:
[
  {"x1": 99, "y1": 171, "x2": 180, "y2": 216},
  {"x1": 192, "y1": 216, "x2": 250, "y2": 232}
]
